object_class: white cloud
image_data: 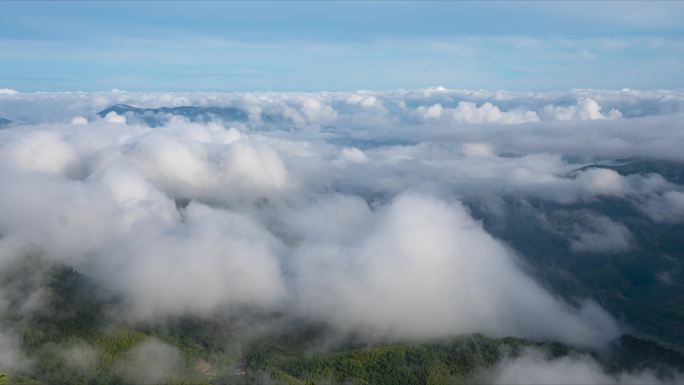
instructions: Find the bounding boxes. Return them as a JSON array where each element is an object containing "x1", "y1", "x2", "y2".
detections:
[
  {"x1": 282, "y1": 194, "x2": 373, "y2": 245},
  {"x1": 346, "y1": 94, "x2": 384, "y2": 110},
  {"x1": 129, "y1": 133, "x2": 217, "y2": 198},
  {"x1": 570, "y1": 215, "x2": 633, "y2": 254},
  {"x1": 541, "y1": 98, "x2": 622, "y2": 120},
  {"x1": 486, "y1": 348, "x2": 683, "y2": 385},
  {"x1": 299, "y1": 97, "x2": 337, "y2": 124},
  {"x1": 449, "y1": 101, "x2": 540, "y2": 124},
  {"x1": 104, "y1": 111, "x2": 126, "y2": 124},
  {"x1": 415, "y1": 103, "x2": 444, "y2": 119},
  {"x1": 640, "y1": 190, "x2": 684, "y2": 223},
  {"x1": 339, "y1": 147, "x2": 369, "y2": 163},
  {"x1": 575, "y1": 168, "x2": 631, "y2": 198},
  {"x1": 1, "y1": 88, "x2": 684, "y2": 352},
  {"x1": 115, "y1": 202, "x2": 286, "y2": 320},
  {"x1": 71, "y1": 116, "x2": 88, "y2": 125},
  {"x1": 293, "y1": 194, "x2": 618, "y2": 347},
  {"x1": 461, "y1": 142, "x2": 496, "y2": 157},
  {"x1": 6, "y1": 130, "x2": 79, "y2": 174},
  {"x1": 221, "y1": 142, "x2": 289, "y2": 193},
  {"x1": 117, "y1": 339, "x2": 182, "y2": 385},
  {"x1": 415, "y1": 101, "x2": 539, "y2": 124}
]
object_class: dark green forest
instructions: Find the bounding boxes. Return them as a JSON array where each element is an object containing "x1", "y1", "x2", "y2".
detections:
[{"x1": 1, "y1": 267, "x2": 683, "y2": 385}]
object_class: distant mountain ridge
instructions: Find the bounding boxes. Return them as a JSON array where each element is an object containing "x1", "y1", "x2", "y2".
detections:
[
  {"x1": 0, "y1": 117, "x2": 12, "y2": 128},
  {"x1": 97, "y1": 104, "x2": 248, "y2": 127}
]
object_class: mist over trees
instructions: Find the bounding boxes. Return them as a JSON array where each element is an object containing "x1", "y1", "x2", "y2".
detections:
[{"x1": 1, "y1": 89, "x2": 684, "y2": 384}]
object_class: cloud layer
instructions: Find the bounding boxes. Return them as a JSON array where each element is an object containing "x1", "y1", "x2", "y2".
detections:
[
  {"x1": 486, "y1": 348, "x2": 684, "y2": 385},
  {"x1": 1, "y1": 88, "x2": 683, "y2": 369}
]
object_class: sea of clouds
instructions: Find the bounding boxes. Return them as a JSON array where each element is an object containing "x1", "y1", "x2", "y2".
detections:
[{"x1": 1, "y1": 87, "x2": 684, "y2": 382}]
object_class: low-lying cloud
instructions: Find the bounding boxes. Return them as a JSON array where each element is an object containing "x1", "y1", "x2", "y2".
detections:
[
  {"x1": 291, "y1": 194, "x2": 618, "y2": 346},
  {"x1": 485, "y1": 348, "x2": 684, "y2": 385},
  {"x1": 0, "y1": 88, "x2": 683, "y2": 366}
]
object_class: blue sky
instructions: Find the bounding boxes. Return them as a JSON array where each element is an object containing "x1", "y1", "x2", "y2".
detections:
[{"x1": 1, "y1": 1, "x2": 683, "y2": 92}]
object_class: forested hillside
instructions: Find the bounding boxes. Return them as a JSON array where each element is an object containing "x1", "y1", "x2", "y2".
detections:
[{"x1": 2, "y1": 267, "x2": 682, "y2": 385}]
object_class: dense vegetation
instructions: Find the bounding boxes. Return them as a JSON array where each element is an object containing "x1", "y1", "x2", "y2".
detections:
[{"x1": 1, "y1": 267, "x2": 683, "y2": 385}]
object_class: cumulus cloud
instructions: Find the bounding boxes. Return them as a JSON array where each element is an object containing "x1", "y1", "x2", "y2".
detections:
[
  {"x1": 485, "y1": 348, "x2": 683, "y2": 385},
  {"x1": 569, "y1": 215, "x2": 634, "y2": 254},
  {"x1": 415, "y1": 103, "x2": 444, "y2": 120},
  {"x1": 292, "y1": 194, "x2": 618, "y2": 346},
  {"x1": 541, "y1": 98, "x2": 622, "y2": 120},
  {"x1": 338, "y1": 147, "x2": 369, "y2": 163},
  {"x1": 414, "y1": 101, "x2": 540, "y2": 124},
  {"x1": 114, "y1": 202, "x2": 286, "y2": 320},
  {"x1": 5, "y1": 130, "x2": 80, "y2": 175},
  {"x1": 71, "y1": 116, "x2": 88, "y2": 125},
  {"x1": 129, "y1": 133, "x2": 218, "y2": 198},
  {"x1": 0, "y1": 88, "x2": 683, "y2": 354},
  {"x1": 575, "y1": 168, "x2": 631, "y2": 198},
  {"x1": 104, "y1": 111, "x2": 126, "y2": 124},
  {"x1": 450, "y1": 101, "x2": 540, "y2": 124},
  {"x1": 345, "y1": 94, "x2": 384, "y2": 110},
  {"x1": 299, "y1": 97, "x2": 338, "y2": 124},
  {"x1": 281, "y1": 194, "x2": 373, "y2": 245},
  {"x1": 222, "y1": 142, "x2": 288, "y2": 193},
  {"x1": 461, "y1": 142, "x2": 496, "y2": 157},
  {"x1": 639, "y1": 190, "x2": 684, "y2": 223}
]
